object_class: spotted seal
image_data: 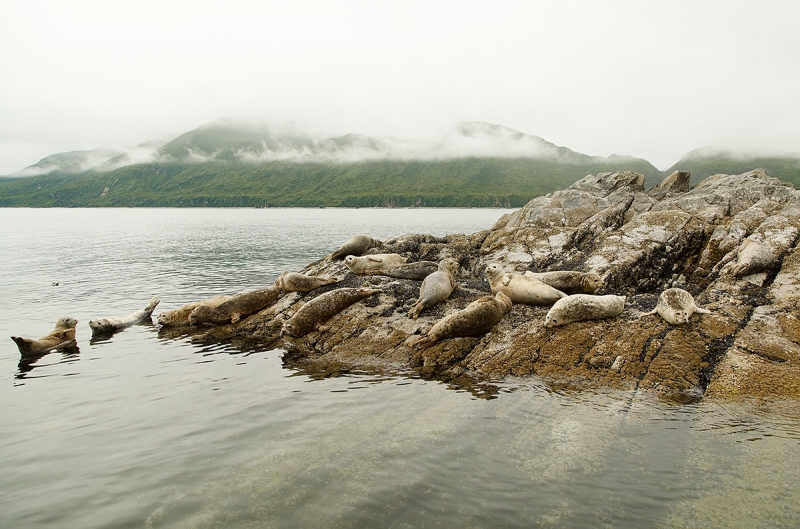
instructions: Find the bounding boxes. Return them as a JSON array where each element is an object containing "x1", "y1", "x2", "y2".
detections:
[
  {"x1": 274, "y1": 271, "x2": 337, "y2": 292},
  {"x1": 330, "y1": 234, "x2": 382, "y2": 260},
  {"x1": 344, "y1": 253, "x2": 407, "y2": 275},
  {"x1": 157, "y1": 295, "x2": 231, "y2": 327},
  {"x1": 11, "y1": 316, "x2": 79, "y2": 355},
  {"x1": 408, "y1": 258, "x2": 459, "y2": 319},
  {"x1": 408, "y1": 291, "x2": 512, "y2": 350},
  {"x1": 523, "y1": 270, "x2": 603, "y2": 294},
  {"x1": 281, "y1": 287, "x2": 382, "y2": 337},
  {"x1": 189, "y1": 286, "x2": 285, "y2": 326},
  {"x1": 485, "y1": 263, "x2": 566, "y2": 305},
  {"x1": 640, "y1": 288, "x2": 710, "y2": 325},
  {"x1": 364, "y1": 261, "x2": 439, "y2": 280},
  {"x1": 89, "y1": 297, "x2": 161, "y2": 335},
  {"x1": 545, "y1": 294, "x2": 626, "y2": 328},
  {"x1": 726, "y1": 240, "x2": 776, "y2": 278}
]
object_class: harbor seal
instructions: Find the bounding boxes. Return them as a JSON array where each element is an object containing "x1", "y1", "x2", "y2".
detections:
[
  {"x1": 523, "y1": 270, "x2": 603, "y2": 294},
  {"x1": 157, "y1": 295, "x2": 231, "y2": 327},
  {"x1": 364, "y1": 261, "x2": 439, "y2": 280},
  {"x1": 89, "y1": 297, "x2": 161, "y2": 335},
  {"x1": 640, "y1": 288, "x2": 710, "y2": 325},
  {"x1": 344, "y1": 253, "x2": 407, "y2": 275},
  {"x1": 11, "y1": 316, "x2": 79, "y2": 355},
  {"x1": 281, "y1": 287, "x2": 382, "y2": 337},
  {"x1": 544, "y1": 294, "x2": 626, "y2": 328},
  {"x1": 485, "y1": 263, "x2": 566, "y2": 305},
  {"x1": 726, "y1": 240, "x2": 776, "y2": 278},
  {"x1": 330, "y1": 234, "x2": 382, "y2": 260},
  {"x1": 189, "y1": 285, "x2": 284, "y2": 326},
  {"x1": 408, "y1": 291, "x2": 512, "y2": 350},
  {"x1": 274, "y1": 271, "x2": 337, "y2": 292},
  {"x1": 408, "y1": 258, "x2": 459, "y2": 319}
]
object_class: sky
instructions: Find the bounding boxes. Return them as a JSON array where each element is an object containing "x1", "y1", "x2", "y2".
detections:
[{"x1": 1, "y1": 0, "x2": 799, "y2": 175}]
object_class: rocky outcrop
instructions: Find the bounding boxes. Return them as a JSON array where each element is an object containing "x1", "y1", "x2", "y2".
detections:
[{"x1": 189, "y1": 169, "x2": 800, "y2": 401}]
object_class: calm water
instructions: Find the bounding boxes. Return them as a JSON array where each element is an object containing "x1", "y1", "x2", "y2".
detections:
[{"x1": 1, "y1": 208, "x2": 799, "y2": 529}]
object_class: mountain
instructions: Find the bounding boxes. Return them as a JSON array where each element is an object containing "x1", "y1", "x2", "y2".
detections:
[
  {"x1": 0, "y1": 122, "x2": 665, "y2": 207},
  {"x1": 665, "y1": 146, "x2": 800, "y2": 187}
]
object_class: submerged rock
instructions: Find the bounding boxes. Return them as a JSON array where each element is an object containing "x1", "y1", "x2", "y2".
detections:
[{"x1": 191, "y1": 169, "x2": 800, "y2": 402}]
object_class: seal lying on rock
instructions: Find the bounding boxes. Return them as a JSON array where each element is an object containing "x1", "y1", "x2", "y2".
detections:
[
  {"x1": 640, "y1": 288, "x2": 710, "y2": 325},
  {"x1": 344, "y1": 254, "x2": 407, "y2": 274},
  {"x1": 364, "y1": 261, "x2": 439, "y2": 280},
  {"x1": 545, "y1": 294, "x2": 626, "y2": 328},
  {"x1": 157, "y1": 295, "x2": 231, "y2": 327},
  {"x1": 189, "y1": 286, "x2": 285, "y2": 326},
  {"x1": 274, "y1": 271, "x2": 337, "y2": 292},
  {"x1": 726, "y1": 240, "x2": 776, "y2": 278},
  {"x1": 524, "y1": 270, "x2": 603, "y2": 294},
  {"x1": 282, "y1": 287, "x2": 382, "y2": 337},
  {"x1": 486, "y1": 263, "x2": 566, "y2": 305},
  {"x1": 11, "y1": 316, "x2": 79, "y2": 355},
  {"x1": 408, "y1": 258, "x2": 459, "y2": 319},
  {"x1": 408, "y1": 291, "x2": 513, "y2": 350},
  {"x1": 89, "y1": 297, "x2": 161, "y2": 335},
  {"x1": 330, "y1": 234, "x2": 382, "y2": 260}
]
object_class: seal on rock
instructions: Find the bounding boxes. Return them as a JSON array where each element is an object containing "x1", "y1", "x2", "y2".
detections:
[
  {"x1": 408, "y1": 258, "x2": 459, "y2": 319},
  {"x1": 189, "y1": 286, "x2": 285, "y2": 326},
  {"x1": 274, "y1": 271, "x2": 337, "y2": 292},
  {"x1": 282, "y1": 287, "x2": 382, "y2": 337},
  {"x1": 640, "y1": 288, "x2": 710, "y2": 325},
  {"x1": 524, "y1": 270, "x2": 603, "y2": 294},
  {"x1": 11, "y1": 316, "x2": 79, "y2": 355},
  {"x1": 364, "y1": 261, "x2": 439, "y2": 280},
  {"x1": 485, "y1": 263, "x2": 566, "y2": 305},
  {"x1": 89, "y1": 297, "x2": 161, "y2": 335},
  {"x1": 544, "y1": 294, "x2": 626, "y2": 328},
  {"x1": 726, "y1": 240, "x2": 776, "y2": 278},
  {"x1": 330, "y1": 234, "x2": 382, "y2": 260},
  {"x1": 344, "y1": 253, "x2": 407, "y2": 275},
  {"x1": 157, "y1": 295, "x2": 231, "y2": 327},
  {"x1": 408, "y1": 291, "x2": 513, "y2": 350}
]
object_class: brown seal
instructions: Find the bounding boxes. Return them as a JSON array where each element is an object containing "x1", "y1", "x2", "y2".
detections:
[
  {"x1": 344, "y1": 254, "x2": 407, "y2": 275},
  {"x1": 408, "y1": 258, "x2": 459, "y2": 319},
  {"x1": 544, "y1": 294, "x2": 626, "y2": 328},
  {"x1": 89, "y1": 297, "x2": 160, "y2": 335},
  {"x1": 485, "y1": 263, "x2": 566, "y2": 305},
  {"x1": 408, "y1": 291, "x2": 512, "y2": 350},
  {"x1": 524, "y1": 270, "x2": 603, "y2": 294},
  {"x1": 274, "y1": 271, "x2": 337, "y2": 292},
  {"x1": 189, "y1": 286, "x2": 285, "y2": 326},
  {"x1": 640, "y1": 288, "x2": 710, "y2": 325},
  {"x1": 364, "y1": 261, "x2": 439, "y2": 280},
  {"x1": 282, "y1": 287, "x2": 382, "y2": 337},
  {"x1": 330, "y1": 234, "x2": 382, "y2": 260},
  {"x1": 11, "y1": 316, "x2": 79, "y2": 355},
  {"x1": 157, "y1": 295, "x2": 231, "y2": 327}
]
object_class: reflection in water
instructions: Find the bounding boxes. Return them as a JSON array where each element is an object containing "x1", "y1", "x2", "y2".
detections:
[{"x1": 16, "y1": 346, "x2": 81, "y2": 379}]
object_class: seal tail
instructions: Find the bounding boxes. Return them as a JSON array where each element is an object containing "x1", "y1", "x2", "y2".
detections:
[
  {"x1": 408, "y1": 334, "x2": 436, "y2": 350},
  {"x1": 143, "y1": 296, "x2": 161, "y2": 315},
  {"x1": 408, "y1": 303, "x2": 423, "y2": 320}
]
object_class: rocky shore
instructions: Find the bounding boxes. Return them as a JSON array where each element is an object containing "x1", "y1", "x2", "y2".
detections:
[{"x1": 178, "y1": 169, "x2": 800, "y2": 401}]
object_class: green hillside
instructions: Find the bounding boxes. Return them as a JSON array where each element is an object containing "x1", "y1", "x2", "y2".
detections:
[
  {"x1": 665, "y1": 152, "x2": 800, "y2": 187},
  {"x1": 0, "y1": 157, "x2": 662, "y2": 208}
]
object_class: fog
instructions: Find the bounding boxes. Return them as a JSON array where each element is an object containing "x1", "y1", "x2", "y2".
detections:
[{"x1": 1, "y1": 0, "x2": 799, "y2": 175}]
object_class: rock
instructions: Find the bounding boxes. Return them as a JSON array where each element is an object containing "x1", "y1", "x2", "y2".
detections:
[{"x1": 196, "y1": 169, "x2": 800, "y2": 402}]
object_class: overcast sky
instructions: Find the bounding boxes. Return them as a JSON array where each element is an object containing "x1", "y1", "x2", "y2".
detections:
[{"x1": 1, "y1": 0, "x2": 798, "y2": 174}]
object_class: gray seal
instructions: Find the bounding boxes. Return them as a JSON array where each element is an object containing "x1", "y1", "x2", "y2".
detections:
[
  {"x1": 524, "y1": 270, "x2": 603, "y2": 294},
  {"x1": 344, "y1": 253, "x2": 407, "y2": 274},
  {"x1": 364, "y1": 261, "x2": 439, "y2": 280},
  {"x1": 189, "y1": 285, "x2": 285, "y2": 326},
  {"x1": 11, "y1": 316, "x2": 79, "y2": 355},
  {"x1": 330, "y1": 234, "x2": 382, "y2": 260},
  {"x1": 545, "y1": 294, "x2": 626, "y2": 328},
  {"x1": 408, "y1": 258, "x2": 459, "y2": 319},
  {"x1": 408, "y1": 291, "x2": 513, "y2": 350},
  {"x1": 640, "y1": 288, "x2": 711, "y2": 325},
  {"x1": 89, "y1": 297, "x2": 160, "y2": 335},
  {"x1": 275, "y1": 271, "x2": 337, "y2": 292},
  {"x1": 157, "y1": 295, "x2": 231, "y2": 327},
  {"x1": 282, "y1": 287, "x2": 382, "y2": 337},
  {"x1": 486, "y1": 263, "x2": 566, "y2": 305},
  {"x1": 726, "y1": 240, "x2": 775, "y2": 278}
]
